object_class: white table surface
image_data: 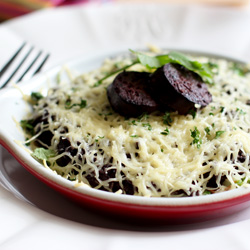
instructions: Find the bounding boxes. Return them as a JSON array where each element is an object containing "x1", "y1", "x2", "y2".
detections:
[{"x1": 1, "y1": 2, "x2": 250, "y2": 249}]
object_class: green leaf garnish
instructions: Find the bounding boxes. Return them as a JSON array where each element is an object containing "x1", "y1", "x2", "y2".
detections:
[
  {"x1": 137, "y1": 112, "x2": 149, "y2": 121},
  {"x1": 131, "y1": 50, "x2": 214, "y2": 84},
  {"x1": 95, "y1": 136, "x2": 104, "y2": 142},
  {"x1": 220, "y1": 106, "x2": 225, "y2": 113},
  {"x1": 163, "y1": 112, "x2": 172, "y2": 126},
  {"x1": 20, "y1": 119, "x2": 34, "y2": 135},
  {"x1": 95, "y1": 49, "x2": 214, "y2": 87},
  {"x1": 65, "y1": 98, "x2": 87, "y2": 110},
  {"x1": 190, "y1": 127, "x2": 202, "y2": 149},
  {"x1": 230, "y1": 62, "x2": 249, "y2": 76},
  {"x1": 130, "y1": 50, "x2": 161, "y2": 69},
  {"x1": 142, "y1": 123, "x2": 152, "y2": 131},
  {"x1": 31, "y1": 92, "x2": 43, "y2": 102},
  {"x1": 203, "y1": 190, "x2": 211, "y2": 195},
  {"x1": 32, "y1": 148, "x2": 56, "y2": 161},
  {"x1": 205, "y1": 127, "x2": 211, "y2": 135},
  {"x1": 189, "y1": 110, "x2": 196, "y2": 119},
  {"x1": 161, "y1": 127, "x2": 169, "y2": 136},
  {"x1": 130, "y1": 135, "x2": 139, "y2": 138},
  {"x1": 236, "y1": 108, "x2": 246, "y2": 115},
  {"x1": 215, "y1": 130, "x2": 225, "y2": 139}
]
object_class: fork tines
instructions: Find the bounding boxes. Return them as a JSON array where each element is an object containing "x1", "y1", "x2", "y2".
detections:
[{"x1": 0, "y1": 42, "x2": 50, "y2": 89}]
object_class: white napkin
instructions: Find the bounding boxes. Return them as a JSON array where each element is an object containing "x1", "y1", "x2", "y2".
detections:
[{"x1": 1, "y1": 4, "x2": 250, "y2": 250}]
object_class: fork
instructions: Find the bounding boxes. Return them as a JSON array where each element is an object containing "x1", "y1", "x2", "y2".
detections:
[{"x1": 0, "y1": 42, "x2": 50, "y2": 89}]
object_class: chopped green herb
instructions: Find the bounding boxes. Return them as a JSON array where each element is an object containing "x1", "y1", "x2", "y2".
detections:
[
  {"x1": 205, "y1": 127, "x2": 211, "y2": 135},
  {"x1": 207, "y1": 62, "x2": 219, "y2": 70},
  {"x1": 203, "y1": 190, "x2": 211, "y2": 195},
  {"x1": 189, "y1": 110, "x2": 196, "y2": 119},
  {"x1": 190, "y1": 127, "x2": 202, "y2": 149},
  {"x1": 130, "y1": 135, "x2": 139, "y2": 138},
  {"x1": 220, "y1": 106, "x2": 225, "y2": 113},
  {"x1": 20, "y1": 119, "x2": 34, "y2": 135},
  {"x1": 68, "y1": 176, "x2": 76, "y2": 181},
  {"x1": 65, "y1": 98, "x2": 87, "y2": 110},
  {"x1": 215, "y1": 130, "x2": 225, "y2": 139},
  {"x1": 95, "y1": 136, "x2": 104, "y2": 142},
  {"x1": 235, "y1": 178, "x2": 245, "y2": 186},
  {"x1": 236, "y1": 108, "x2": 246, "y2": 115},
  {"x1": 137, "y1": 112, "x2": 149, "y2": 121},
  {"x1": 161, "y1": 148, "x2": 164, "y2": 152},
  {"x1": 231, "y1": 62, "x2": 248, "y2": 76},
  {"x1": 32, "y1": 148, "x2": 56, "y2": 161},
  {"x1": 163, "y1": 112, "x2": 172, "y2": 126},
  {"x1": 142, "y1": 123, "x2": 152, "y2": 131},
  {"x1": 209, "y1": 112, "x2": 214, "y2": 116},
  {"x1": 25, "y1": 138, "x2": 31, "y2": 146},
  {"x1": 31, "y1": 92, "x2": 43, "y2": 102},
  {"x1": 161, "y1": 127, "x2": 169, "y2": 136},
  {"x1": 128, "y1": 120, "x2": 137, "y2": 126}
]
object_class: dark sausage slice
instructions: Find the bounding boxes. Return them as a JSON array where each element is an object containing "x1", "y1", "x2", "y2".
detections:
[
  {"x1": 107, "y1": 71, "x2": 158, "y2": 117},
  {"x1": 150, "y1": 63, "x2": 212, "y2": 114}
]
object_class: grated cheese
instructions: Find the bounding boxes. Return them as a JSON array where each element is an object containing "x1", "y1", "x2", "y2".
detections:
[{"x1": 21, "y1": 54, "x2": 250, "y2": 197}]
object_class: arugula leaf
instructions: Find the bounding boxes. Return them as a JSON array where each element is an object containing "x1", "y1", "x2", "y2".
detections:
[
  {"x1": 32, "y1": 148, "x2": 56, "y2": 161},
  {"x1": 94, "y1": 49, "x2": 214, "y2": 87},
  {"x1": 129, "y1": 49, "x2": 161, "y2": 68},
  {"x1": 131, "y1": 50, "x2": 214, "y2": 84},
  {"x1": 168, "y1": 51, "x2": 194, "y2": 69}
]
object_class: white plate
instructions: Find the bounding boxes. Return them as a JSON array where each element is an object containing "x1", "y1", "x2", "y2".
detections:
[{"x1": 2, "y1": 49, "x2": 250, "y2": 224}]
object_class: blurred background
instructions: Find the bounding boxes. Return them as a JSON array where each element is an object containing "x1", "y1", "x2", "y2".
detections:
[
  {"x1": 0, "y1": 0, "x2": 249, "y2": 23},
  {"x1": 0, "y1": 0, "x2": 93, "y2": 22}
]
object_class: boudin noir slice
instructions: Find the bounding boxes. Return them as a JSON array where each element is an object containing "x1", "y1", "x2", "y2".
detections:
[
  {"x1": 150, "y1": 63, "x2": 212, "y2": 114},
  {"x1": 107, "y1": 71, "x2": 158, "y2": 117}
]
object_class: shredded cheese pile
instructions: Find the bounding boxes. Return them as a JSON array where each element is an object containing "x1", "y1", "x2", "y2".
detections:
[{"x1": 22, "y1": 55, "x2": 250, "y2": 197}]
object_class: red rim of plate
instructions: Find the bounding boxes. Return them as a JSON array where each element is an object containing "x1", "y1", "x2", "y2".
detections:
[{"x1": 2, "y1": 138, "x2": 250, "y2": 223}]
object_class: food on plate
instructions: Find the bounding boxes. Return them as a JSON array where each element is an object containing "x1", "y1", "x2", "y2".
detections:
[
  {"x1": 107, "y1": 71, "x2": 158, "y2": 117},
  {"x1": 150, "y1": 63, "x2": 212, "y2": 114},
  {"x1": 20, "y1": 49, "x2": 250, "y2": 197}
]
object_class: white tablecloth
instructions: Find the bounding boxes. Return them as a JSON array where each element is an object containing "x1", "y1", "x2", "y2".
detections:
[{"x1": 1, "y1": 3, "x2": 250, "y2": 249}]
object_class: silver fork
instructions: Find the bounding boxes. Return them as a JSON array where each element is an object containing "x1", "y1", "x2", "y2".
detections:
[{"x1": 0, "y1": 42, "x2": 50, "y2": 89}]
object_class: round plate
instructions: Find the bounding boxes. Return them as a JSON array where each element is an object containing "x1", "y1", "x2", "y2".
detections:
[{"x1": 1, "y1": 49, "x2": 250, "y2": 224}]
